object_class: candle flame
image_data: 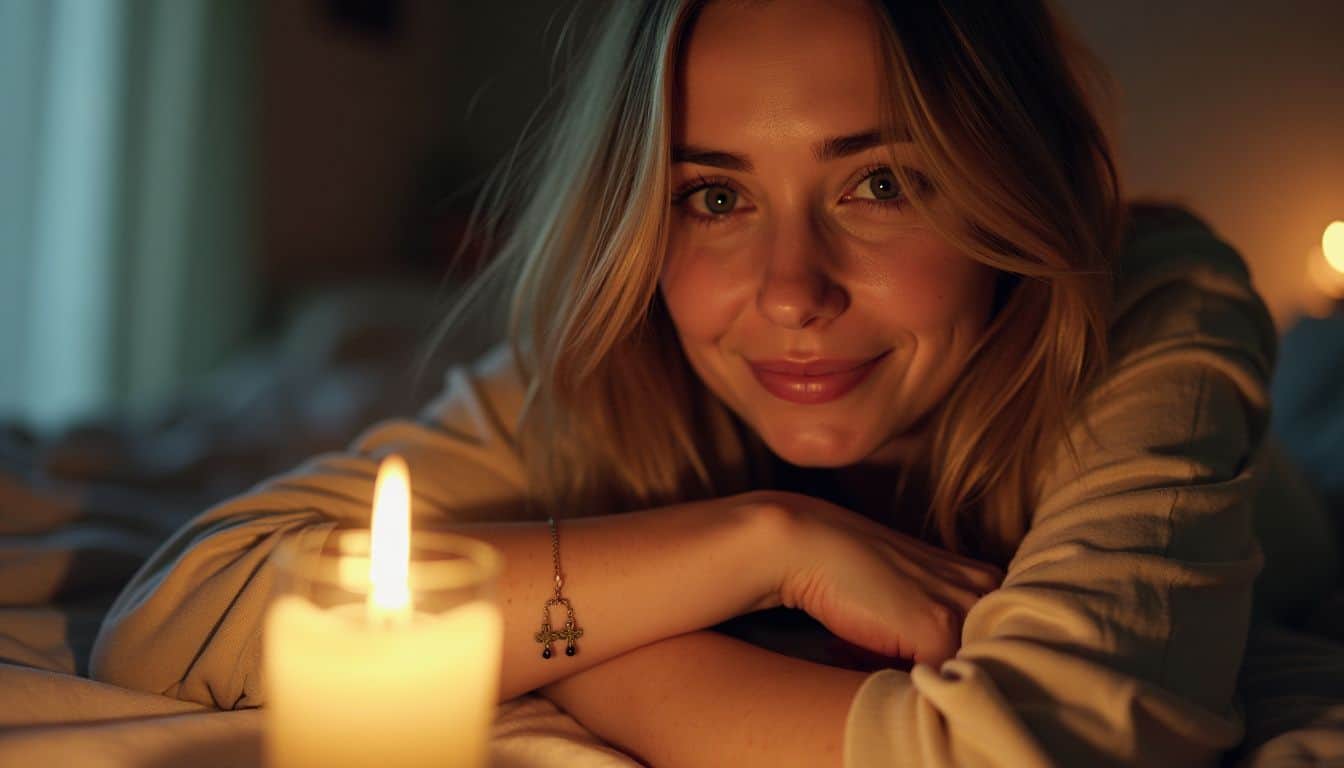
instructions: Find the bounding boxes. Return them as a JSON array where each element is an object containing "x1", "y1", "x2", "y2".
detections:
[
  {"x1": 369, "y1": 454, "x2": 412, "y2": 620},
  {"x1": 1325, "y1": 221, "x2": 1344, "y2": 275}
]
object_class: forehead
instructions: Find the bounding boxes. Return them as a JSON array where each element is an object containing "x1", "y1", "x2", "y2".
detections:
[{"x1": 673, "y1": 0, "x2": 887, "y2": 144}]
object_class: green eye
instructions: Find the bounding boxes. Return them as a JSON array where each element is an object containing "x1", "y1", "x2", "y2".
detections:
[{"x1": 703, "y1": 186, "x2": 736, "y2": 214}]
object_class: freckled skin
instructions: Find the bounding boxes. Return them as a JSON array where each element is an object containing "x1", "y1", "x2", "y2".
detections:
[{"x1": 658, "y1": 0, "x2": 998, "y2": 470}]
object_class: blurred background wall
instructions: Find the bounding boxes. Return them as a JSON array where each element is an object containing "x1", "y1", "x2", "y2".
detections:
[
  {"x1": 1, "y1": 0, "x2": 1341, "y2": 435},
  {"x1": 1, "y1": 0, "x2": 256, "y2": 431},
  {"x1": 1061, "y1": 0, "x2": 1344, "y2": 330}
]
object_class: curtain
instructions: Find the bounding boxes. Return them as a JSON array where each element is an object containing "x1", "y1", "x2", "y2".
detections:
[{"x1": 0, "y1": 0, "x2": 255, "y2": 433}]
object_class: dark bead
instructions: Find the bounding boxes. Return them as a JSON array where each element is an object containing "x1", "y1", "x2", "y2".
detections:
[
  {"x1": 542, "y1": 647, "x2": 552, "y2": 659},
  {"x1": 565, "y1": 645, "x2": 576, "y2": 656}
]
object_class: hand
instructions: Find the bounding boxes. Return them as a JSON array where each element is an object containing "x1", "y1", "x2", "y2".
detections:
[{"x1": 744, "y1": 490, "x2": 1005, "y2": 669}]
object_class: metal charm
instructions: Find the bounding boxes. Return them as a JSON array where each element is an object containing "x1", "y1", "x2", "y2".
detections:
[{"x1": 535, "y1": 596, "x2": 583, "y2": 659}]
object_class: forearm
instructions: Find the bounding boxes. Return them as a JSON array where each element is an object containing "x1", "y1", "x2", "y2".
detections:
[
  {"x1": 442, "y1": 496, "x2": 785, "y2": 701},
  {"x1": 539, "y1": 630, "x2": 870, "y2": 767}
]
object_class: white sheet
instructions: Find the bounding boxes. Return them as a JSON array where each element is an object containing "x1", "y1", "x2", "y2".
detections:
[{"x1": 0, "y1": 662, "x2": 641, "y2": 767}]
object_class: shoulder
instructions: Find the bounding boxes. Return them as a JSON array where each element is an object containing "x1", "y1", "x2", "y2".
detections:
[
  {"x1": 329, "y1": 340, "x2": 533, "y2": 513},
  {"x1": 414, "y1": 340, "x2": 529, "y2": 445},
  {"x1": 1034, "y1": 204, "x2": 1279, "y2": 506},
  {"x1": 1104, "y1": 202, "x2": 1277, "y2": 424},
  {"x1": 1111, "y1": 202, "x2": 1277, "y2": 375}
]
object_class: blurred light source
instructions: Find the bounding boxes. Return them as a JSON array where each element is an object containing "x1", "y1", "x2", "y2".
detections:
[
  {"x1": 1324, "y1": 221, "x2": 1344, "y2": 275},
  {"x1": 1304, "y1": 220, "x2": 1344, "y2": 317}
]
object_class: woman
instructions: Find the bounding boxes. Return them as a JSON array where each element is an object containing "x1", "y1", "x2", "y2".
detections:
[{"x1": 90, "y1": 0, "x2": 1327, "y2": 765}]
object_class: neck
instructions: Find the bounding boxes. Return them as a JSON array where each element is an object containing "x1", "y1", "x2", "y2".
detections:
[
  {"x1": 833, "y1": 462, "x2": 899, "y2": 515},
  {"x1": 833, "y1": 447, "x2": 933, "y2": 537}
]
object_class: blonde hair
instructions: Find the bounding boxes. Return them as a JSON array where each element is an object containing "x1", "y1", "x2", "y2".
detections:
[{"x1": 426, "y1": 0, "x2": 1124, "y2": 568}]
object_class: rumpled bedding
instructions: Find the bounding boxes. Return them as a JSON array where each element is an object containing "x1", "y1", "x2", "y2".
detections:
[
  {"x1": 1, "y1": 285, "x2": 1343, "y2": 767},
  {"x1": 0, "y1": 481, "x2": 642, "y2": 768},
  {"x1": 0, "y1": 285, "x2": 644, "y2": 767}
]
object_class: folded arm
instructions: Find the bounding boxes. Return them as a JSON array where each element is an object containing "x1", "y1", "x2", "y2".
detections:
[
  {"x1": 89, "y1": 347, "x2": 785, "y2": 708},
  {"x1": 541, "y1": 630, "x2": 869, "y2": 768}
]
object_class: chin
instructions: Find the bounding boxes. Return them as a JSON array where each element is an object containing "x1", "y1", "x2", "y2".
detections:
[{"x1": 757, "y1": 428, "x2": 877, "y2": 469}]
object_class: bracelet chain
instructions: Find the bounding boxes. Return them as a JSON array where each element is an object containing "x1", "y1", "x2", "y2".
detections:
[{"x1": 535, "y1": 515, "x2": 582, "y2": 659}]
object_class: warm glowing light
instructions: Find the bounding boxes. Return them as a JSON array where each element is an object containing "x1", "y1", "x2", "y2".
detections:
[
  {"x1": 1325, "y1": 221, "x2": 1344, "y2": 275},
  {"x1": 369, "y1": 454, "x2": 412, "y2": 620}
]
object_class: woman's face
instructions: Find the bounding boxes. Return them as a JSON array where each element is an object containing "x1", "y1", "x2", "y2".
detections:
[{"x1": 658, "y1": 0, "x2": 999, "y2": 469}]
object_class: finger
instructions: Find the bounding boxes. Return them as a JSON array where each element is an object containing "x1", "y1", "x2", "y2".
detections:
[
  {"x1": 931, "y1": 582, "x2": 982, "y2": 616},
  {"x1": 914, "y1": 542, "x2": 1003, "y2": 583},
  {"x1": 875, "y1": 538, "x2": 995, "y2": 595},
  {"x1": 896, "y1": 540, "x2": 1005, "y2": 591},
  {"x1": 910, "y1": 612, "x2": 961, "y2": 668},
  {"x1": 944, "y1": 560, "x2": 1004, "y2": 593},
  {"x1": 804, "y1": 498, "x2": 1000, "y2": 588},
  {"x1": 794, "y1": 493, "x2": 999, "y2": 581}
]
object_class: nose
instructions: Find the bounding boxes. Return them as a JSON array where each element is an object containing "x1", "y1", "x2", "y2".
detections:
[{"x1": 755, "y1": 215, "x2": 849, "y2": 330}]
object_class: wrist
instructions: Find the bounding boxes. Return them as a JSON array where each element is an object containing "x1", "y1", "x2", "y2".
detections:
[{"x1": 725, "y1": 491, "x2": 800, "y2": 614}]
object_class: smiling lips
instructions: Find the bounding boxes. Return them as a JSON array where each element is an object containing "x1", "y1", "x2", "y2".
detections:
[{"x1": 747, "y1": 351, "x2": 890, "y2": 404}]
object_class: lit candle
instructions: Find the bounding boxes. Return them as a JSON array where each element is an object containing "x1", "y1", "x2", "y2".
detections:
[{"x1": 263, "y1": 455, "x2": 504, "y2": 768}]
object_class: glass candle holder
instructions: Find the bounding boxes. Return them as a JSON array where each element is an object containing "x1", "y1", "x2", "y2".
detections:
[{"x1": 263, "y1": 528, "x2": 504, "y2": 768}]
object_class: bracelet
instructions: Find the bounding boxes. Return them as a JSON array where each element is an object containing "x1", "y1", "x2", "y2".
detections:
[{"x1": 535, "y1": 515, "x2": 583, "y2": 659}]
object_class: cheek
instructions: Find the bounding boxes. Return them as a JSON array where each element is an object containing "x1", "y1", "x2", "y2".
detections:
[
  {"x1": 658, "y1": 243, "x2": 753, "y2": 343},
  {"x1": 864, "y1": 245, "x2": 995, "y2": 332}
]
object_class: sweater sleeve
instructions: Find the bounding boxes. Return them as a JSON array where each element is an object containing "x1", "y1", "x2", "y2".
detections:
[
  {"x1": 89, "y1": 342, "x2": 532, "y2": 709},
  {"x1": 842, "y1": 212, "x2": 1276, "y2": 767}
]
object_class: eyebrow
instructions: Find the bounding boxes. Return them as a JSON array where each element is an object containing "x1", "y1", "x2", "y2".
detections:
[{"x1": 671, "y1": 129, "x2": 906, "y2": 172}]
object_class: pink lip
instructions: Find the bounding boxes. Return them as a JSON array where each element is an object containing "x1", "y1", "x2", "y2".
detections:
[{"x1": 747, "y1": 351, "x2": 889, "y2": 404}]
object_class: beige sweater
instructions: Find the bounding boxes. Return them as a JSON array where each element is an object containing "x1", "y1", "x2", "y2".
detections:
[{"x1": 90, "y1": 210, "x2": 1340, "y2": 766}]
